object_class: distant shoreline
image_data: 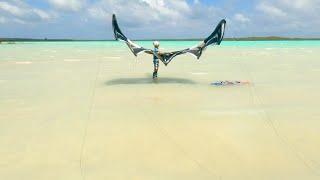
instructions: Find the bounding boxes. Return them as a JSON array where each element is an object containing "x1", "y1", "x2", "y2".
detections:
[{"x1": 1, "y1": 36, "x2": 320, "y2": 42}]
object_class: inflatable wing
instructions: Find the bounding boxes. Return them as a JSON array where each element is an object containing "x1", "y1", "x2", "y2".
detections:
[
  {"x1": 112, "y1": 14, "x2": 226, "y2": 66},
  {"x1": 158, "y1": 19, "x2": 226, "y2": 65},
  {"x1": 112, "y1": 14, "x2": 151, "y2": 56}
]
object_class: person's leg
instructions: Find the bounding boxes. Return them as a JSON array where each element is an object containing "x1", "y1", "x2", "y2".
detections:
[
  {"x1": 153, "y1": 73, "x2": 157, "y2": 79},
  {"x1": 153, "y1": 61, "x2": 159, "y2": 79},
  {"x1": 153, "y1": 68, "x2": 158, "y2": 79}
]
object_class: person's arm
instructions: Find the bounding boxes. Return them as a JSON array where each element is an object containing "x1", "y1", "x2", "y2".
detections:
[
  {"x1": 144, "y1": 49, "x2": 153, "y2": 55},
  {"x1": 145, "y1": 49, "x2": 163, "y2": 56}
]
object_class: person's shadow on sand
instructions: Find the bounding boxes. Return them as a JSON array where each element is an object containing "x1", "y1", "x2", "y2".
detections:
[{"x1": 106, "y1": 77, "x2": 196, "y2": 85}]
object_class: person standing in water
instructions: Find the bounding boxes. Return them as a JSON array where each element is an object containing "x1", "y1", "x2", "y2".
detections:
[{"x1": 153, "y1": 41, "x2": 160, "y2": 79}]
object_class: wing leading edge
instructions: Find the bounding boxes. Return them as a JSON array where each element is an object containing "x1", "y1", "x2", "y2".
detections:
[
  {"x1": 112, "y1": 14, "x2": 150, "y2": 56},
  {"x1": 158, "y1": 19, "x2": 226, "y2": 65},
  {"x1": 112, "y1": 14, "x2": 226, "y2": 66}
]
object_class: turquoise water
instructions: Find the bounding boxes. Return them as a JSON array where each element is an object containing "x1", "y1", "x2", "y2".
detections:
[
  {"x1": 2, "y1": 40, "x2": 320, "y2": 49},
  {"x1": 136, "y1": 40, "x2": 320, "y2": 48}
]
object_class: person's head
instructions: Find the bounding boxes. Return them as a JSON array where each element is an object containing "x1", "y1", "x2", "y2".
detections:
[{"x1": 153, "y1": 41, "x2": 160, "y2": 48}]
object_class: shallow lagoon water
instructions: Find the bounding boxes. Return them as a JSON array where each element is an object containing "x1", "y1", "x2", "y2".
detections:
[
  {"x1": 4, "y1": 40, "x2": 320, "y2": 48},
  {"x1": 0, "y1": 41, "x2": 320, "y2": 179}
]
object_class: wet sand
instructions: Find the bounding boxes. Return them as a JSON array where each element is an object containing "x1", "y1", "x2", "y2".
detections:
[{"x1": 0, "y1": 44, "x2": 320, "y2": 179}]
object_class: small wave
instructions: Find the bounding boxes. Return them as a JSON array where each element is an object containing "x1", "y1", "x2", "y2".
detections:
[
  {"x1": 191, "y1": 72, "x2": 208, "y2": 75},
  {"x1": 64, "y1": 59, "x2": 81, "y2": 62},
  {"x1": 202, "y1": 109, "x2": 262, "y2": 115},
  {"x1": 104, "y1": 56, "x2": 121, "y2": 59},
  {"x1": 15, "y1": 61, "x2": 32, "y2": 64},
  {"x1": 44, "y1": 50, "x2": 57, "y2": 53}
]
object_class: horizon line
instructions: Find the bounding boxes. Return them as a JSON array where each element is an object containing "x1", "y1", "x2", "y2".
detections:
[{"x1": 1, "y1": 36, "x2": 320, "y2": 42}]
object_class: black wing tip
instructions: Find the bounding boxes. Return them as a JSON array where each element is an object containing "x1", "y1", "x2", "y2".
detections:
[
  {"x1": 217, "y1": 19, "x2": 227, "y2": 45},
  {"x1": 218, "y1": 19, "x2": 227, "y2": 31},
  {"x1": 112, "y1": 15, "x2": 116, "y2": 40},
  {"x1": 112, "y1": 14, "x2": 116, "y2": 24},
  {"x1": 112, "y1": 14, "x2": 120, "y2": 41},
  {"x1": 112, "y1": 14, "x2": 117, "y2": 25}
]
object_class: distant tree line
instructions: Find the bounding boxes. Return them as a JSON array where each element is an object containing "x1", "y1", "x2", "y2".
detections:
[{"x1": 0, "y1": 37, "x2": 320, "y2": 42}]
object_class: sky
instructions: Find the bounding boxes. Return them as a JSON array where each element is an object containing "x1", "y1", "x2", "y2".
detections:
[{"x1": 0, "y1": 0, "x2": 319, "y2": 39}]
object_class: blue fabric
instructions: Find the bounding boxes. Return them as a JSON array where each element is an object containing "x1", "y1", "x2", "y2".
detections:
[
  {"x1": 211, "y1": 81, "x2": 244, "y2": 86},
  {"x1": 211, "y1": 81, "x2": 224, "y2": 86},
  {"x1": 153, "y1": 48, "x2": 159, "y2": 61},
  {"x1": 153, "y1": 48, "x2": 159, "y2": 68}
]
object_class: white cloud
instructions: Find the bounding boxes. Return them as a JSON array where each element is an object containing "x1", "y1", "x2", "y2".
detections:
[
  {"x1": 257, "y1": 2, "x2": 287, "y2": 18},
  {"x1": 1, "y1": 0, "x2": 319, "y2": 39},
  {"x1": 234, "y1": 13, "x2": 250, "y2": 23},
  {"x1": 32, "y1": 9, "x2": 52, "y2": 20},
  {"x1": 88, "y1": 6, "x2": 109, "y2": 20},
  {"x1": 85, "y1": 0, "x2": 225, "y2": 39},
  {"x1": 0, "y1": 1, "x2": 24, "y2": 16},
  {"x1": 48, "y1": 0, "x2": 86, "y2": 11},
  {"x1": 253, "y1": 0, "x2": 320, "y2": 36},
  {"x1": 257, "y1": 0, "x2": 320, "y2": 19},
  {"x1": 88, "y1": 0, "x2": 191, "y2": 22},
  {"x1": 0, "y1": 1, "x2": 55, "y2": 24},
  {"x1": 141, "y1": 0, "x2": 191, "y2": 14},
  {"x1": 88, "y1": 0, "x2": 222, "y2": 26},
  {"x1": 278, "y1": 0, "x2": 317, "y2": 10}
]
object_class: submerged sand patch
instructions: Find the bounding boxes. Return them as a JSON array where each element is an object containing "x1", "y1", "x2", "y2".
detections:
[
  {"x1": 15, "y1": 61, "x2": 33, "y2": 64},
  {"x1": 63, "y1": 59, "x2": 82, "y2": 62}
]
